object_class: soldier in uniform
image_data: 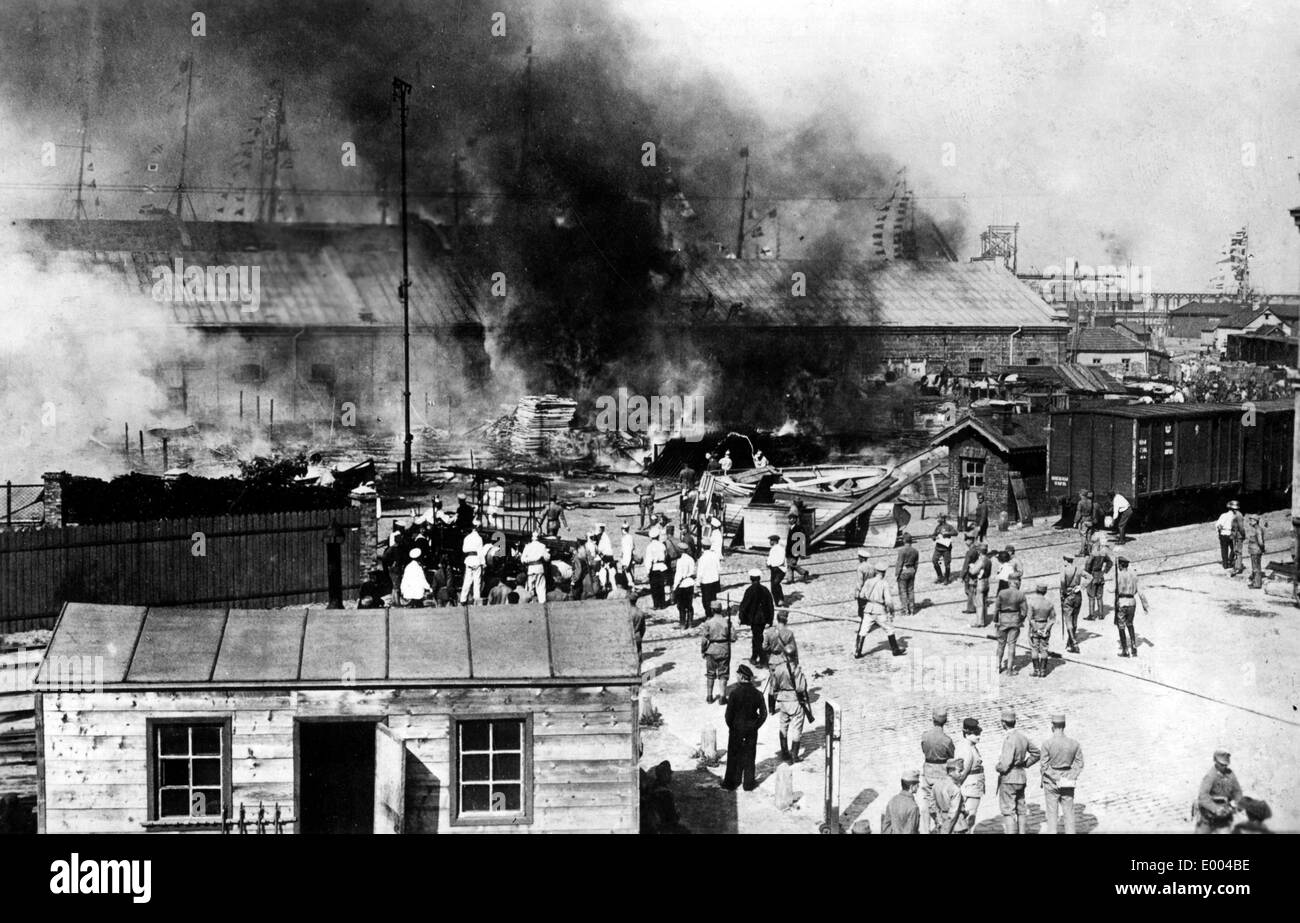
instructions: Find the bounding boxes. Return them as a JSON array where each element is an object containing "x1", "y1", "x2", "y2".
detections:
[
  {"x1": 1245, "y1": 514, "x2": 1267, "y2": 588},
  {"x1": 895, "y1": 533, "x2": 919, "y2": 616},
  {"x1": 919, "y1": 707, "x2": 956, "y2": 834},
  {"x1": 961, "y1": 534, "x2": 981, "y2": 614},
  {"x1": 722, "y1": 664, "x2": 767, "y2": 792},
  {"x1": 738, "y1": 569, "x2": 775, "y2": 666},
  {"x1": 856, "y1": 561, "x2": 904, "y2": 657},
  {"x1": 931, "y1": 514, "x2": 957, "y2": 584},
  {"x1": 700, "y1": 601, "x2": 736, "y2": 704},
  {"x1": 1039, "y1": 713, "x2": 1084, "y2": 834},
  {"x1": 952, "y1": 718, "x2": 985, "y2": 833},
  {"x1": 994, "y1": 576, "x2": 1029, "y2": 675},
  {"x1": 763, "y1": 609, "x2": 798, "y2": 666},
  {"x1": 785, "y1": 514, "x2": 811, "y2": 582},
  {"x1": 994, "y1": 708, "x2": 1040, "y2": 834},
  {"x1": 1229, "y1": 500, "x2": 1247, "y2": 576},
  {"x1": 1074, "y1": 489, "x2": 1094, "y2": 555},
  {"x1": 1084, "y1": 537, "x2": 1112, "y2": 620},
  {"x1": 766, "y1": 649, "x2": 810, "y2": 762},
  {"x1": 881, "y1": 769, "x2": 922, "y2": 834},
  {"x1": 635, "y1": 474, "x2": 656, "y2": 529},
  {"x1": 931, "y1": 758, "x2": 966, "y2": 834},
  {"x1": 973, "y1": 491, "x2": 989, "y2": 542},
  {"x1": 1195, "y1": 749, "x2": 1242, "y2": 833},
  {"x1": 1059, "y1": 553, "x2": 1083, "y2": 653},
  {"x1": 974, "y1": 544, "x2": 994, "y2": 629},
  {"x1": 1026, "y1": 581, "x2": 1057, "y2": 678},
  {"x1": 1113, "y1": 557, "x2": 1149, "y2": 658}
]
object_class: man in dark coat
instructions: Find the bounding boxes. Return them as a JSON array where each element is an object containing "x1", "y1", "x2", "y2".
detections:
[
  {"x1": 881, "y1": 770, "x2": 921, "y2": 834},
  {"x1": 973, "y1": 492, "x2": 989, "y2": 542},
  {"x1": 1195, "y1": 749, "x2": 1243, "y2": 833},
  {"x1": 737, "y1": 568, "x2": 775, "y2": 665},
  {"x1": 722, "y1": 664, "x2": 767, "y2": 792}
]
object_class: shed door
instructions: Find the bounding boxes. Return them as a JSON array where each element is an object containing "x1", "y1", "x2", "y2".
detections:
[{"x1": 373, "y1": 723, "x2": 406, "y2": 834}]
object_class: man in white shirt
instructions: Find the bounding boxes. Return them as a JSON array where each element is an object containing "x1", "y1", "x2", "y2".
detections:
[
  {"x1": 752, "y1": 450, "x2": 770, "y2": 469},
  {"x1": 644, "y1": 528, "x2": 669, "y2": 609},
  {"x1": 596, "y1": 523, "x2": 615, "y2": 590},
  {"x1": 619, "y1": 522, "x2": 636, "y2": 583},
  {"x1": 1215, "y1": 505, "x2": 1236, "y2": 571},
  {"x1": 767, "y1": 534, "x2": 787, "y2": 605},
  {"x1": 1111, "y1": 491, "x2": 1133, "y2": 543},
  {"x1": 401, "y1": 547, "x2": 432, "y2": 607},
  {"x1": 520, "y1": 530, "x2": 550, "y2": 602},
  {"x1": 697, "y1": 546, "x2": 721, "y2": 615},
  {"x1": 719, "y1": 451, "x2": 733, "y2": 476},
  {"x1": 708, "y1": 516, "x2": 725, "y2": 559},
  {"x1": 460, "y1": 522, "x2": 485, "y2": 605},
  {"x1": 672, "y1": 546, "x2": 698, "y2": 629},
  {"x1": 485, "y1": 479, "x2": 505, "y2": 529}
]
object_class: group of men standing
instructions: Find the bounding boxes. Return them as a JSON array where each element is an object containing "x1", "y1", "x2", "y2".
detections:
[
  {"x1": 1216, "y1": 500, "x2": 1270, "y2": 588},
  {"x1": 884, "y1": 708, "x2": 1084, "y2": 834}
]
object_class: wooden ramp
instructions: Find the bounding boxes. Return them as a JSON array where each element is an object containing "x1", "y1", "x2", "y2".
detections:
[{"x1": 808, "y1": 459, "x2": 947, "y2": 548}]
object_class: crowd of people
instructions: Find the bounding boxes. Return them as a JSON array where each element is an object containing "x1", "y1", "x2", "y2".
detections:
[{"x1": 1174, "y1": 368, "x2": 1289, "y2": 404}]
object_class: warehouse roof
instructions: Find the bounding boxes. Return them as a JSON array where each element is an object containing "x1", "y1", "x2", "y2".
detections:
[
  {"x1": 1069, "y1": 326, "x2": 1164, "y2": 354},
  {"x1": 1169, "y1": 300, "x2": 1243, "y2": 317},
  {"x1": 34, "y1": 601, "x2": 641, "y2": 690},
  {"x1": 669, "y1": 259, "x2": 1061, "y2": 328},
  {"x1": 8, "y1": 218, "x2": 483, "y2": 328}
]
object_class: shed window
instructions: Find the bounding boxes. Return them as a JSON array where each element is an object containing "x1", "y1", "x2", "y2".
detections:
[
  {"x1": 147, "y1": 718, "x2": 232, "y2": 822},
  {"x1": 968, "y1": 357, "x2": 985, "y2": 375},
  {"x1": 451, "y1": 716, "x2": 532, "y2": 826},
  {"x1": 961, "y1": 458, "x2": 985, "y2": 488}
]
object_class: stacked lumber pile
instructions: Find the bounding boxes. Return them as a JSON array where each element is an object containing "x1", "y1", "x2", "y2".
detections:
[{"x1": 510, "y1": 395, "x2": 578, "y2": 455}]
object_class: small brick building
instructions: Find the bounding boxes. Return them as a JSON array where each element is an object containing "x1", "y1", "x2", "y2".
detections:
[{"x1": 931, "y1": 410, "x2": 1050, "y2": 527}]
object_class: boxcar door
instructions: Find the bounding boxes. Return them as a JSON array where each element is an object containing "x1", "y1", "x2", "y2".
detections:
[{"x1": 373, "y1": 723, "x2": 406, "y2": 834}]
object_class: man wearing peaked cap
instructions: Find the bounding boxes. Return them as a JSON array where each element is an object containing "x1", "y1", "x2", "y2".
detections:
[
  {"x1": 919, "y1": 708, "x2": 955, "y2": 833},
  {"x1": 931, "y1": 758, "x2": 966, "y2": 834},
  {"x1": 1040, "y1": 713, "x2": 1084, "y2": 834},
  {"x1": 1059, "y1": 552, "x2": 1083, "y2": 653},
  {"x1": 856, "y1": 558, "x2": 904, "y2": 658},
  {"x1": 1113, "y1": 556, "x2": 1149, "y2": 658},
  {"x1": 995, "y1": 708, "x2": 1040, "y2": 834},
  {"x1": 722, "y1": 663, "x2": 766, "y2": 792},
  {"x1": 737, "y1": 566, "x2": 776, "y2": 666},
  {"x1": 1195, "y1": 749, "x2": 1242, "y2": 833},
  {"x1": 1026, "y1": 581, "x2": 1058, "y2": 678},
  {"x1": 763, "y1": 608, "x2": 798, "y2": 668},
  {"x1": 952, "y1": 717, "x2": 985, "y2": 833},
  {"x1": 881, "y1": 769, "x2": 922, "y2": 834}
]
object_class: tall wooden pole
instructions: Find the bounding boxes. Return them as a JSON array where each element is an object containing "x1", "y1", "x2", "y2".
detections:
[
  {"x1": 1288, "y1": 207, "x2": 1300, "y2": 601},
  {"x1": 393, "y1": 77, "x2": 414, "y2": 480},
  {"x1": 734, "y1": 148, "x2": 750, "y2": 259}
]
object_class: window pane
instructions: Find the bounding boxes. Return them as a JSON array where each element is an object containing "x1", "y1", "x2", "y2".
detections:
[
  {"x1": 191, "y1": 726, "x2": 222, "y2": 755},
  {"x1": 492, "y1": 753, "x2": 521, "y2": 781},
  {"x1": 460, "y1": 721, "x2": 490, "y2": 752},
  {"x1": 158, "y1": 726, "x2": 188, "y2": 756},
  {"x1": 462, "y1": 754, "x2": 490, "y2": 782},
  {"x1": 492, "y1": 784, "x2": 522, "y2": 812},
  {"x1": 160, "y1": 758, "x2": 190, "y2": 787},
  {"x1": 193, "y1": 789, "x2": 222, "y2": 816},
  {"x1": 492, "y1": 720, "x2": 521, "y2": 750},
  {"x1": 192, "y1": 758, "x2": 221, "y2": 787},
  {"x1": 461, "y1": 784, "x2": 491, "y2": 812},
  {"x1": 160, "y1": 789, "x2": 190, "y2": 817}
]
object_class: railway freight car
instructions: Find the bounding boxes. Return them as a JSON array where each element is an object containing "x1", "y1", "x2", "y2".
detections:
[{"x1": 1047, "y1": 400, "x2": 1292, "y2": 530}]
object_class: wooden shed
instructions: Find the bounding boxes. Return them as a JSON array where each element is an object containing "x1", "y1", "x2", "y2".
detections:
[
  {"x1": 931, "y1": 410, "x2": 1051, "y2": 526},
  {"x1": 33, "y1": 600, "x2": 641, "y2": 834}
]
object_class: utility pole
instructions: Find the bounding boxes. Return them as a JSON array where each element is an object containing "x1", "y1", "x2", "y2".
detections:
[
  {"x1": 393, "y1": 76, "x2": 414, "y2": 480},
  {"x1": 1288, "y1": 208, "x2": 1300, "y2": 601},
  {"x1": 735, "y1": 147, "x2": 751, "y2": 258},
  {"x1": 169, "y1": 53, "x2": 197, "y2": 220},
  {"x1": 73, "y1": 101, "x2": 89, "y2": 220}
]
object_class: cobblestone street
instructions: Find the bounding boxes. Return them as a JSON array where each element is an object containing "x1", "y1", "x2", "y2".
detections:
[{"x1": 635, "y1": 509, "x2": 1300, "y2": 833}]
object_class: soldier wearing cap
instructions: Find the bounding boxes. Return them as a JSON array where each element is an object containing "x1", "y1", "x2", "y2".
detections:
[
  {"x1": 1083, "y1": 536, "x2": 1112, "y2": 620},
  {"x1": 766, "y1": 648, "x2": 810, "y2": 763},
  {"x1": 1229, "y1": 501, "x2": 1247, "y2": 575},
  {"x1": 763, "y1": 609, "x2": 798, "y2": 667},
  {"x1": 785, "y1": 514, "x2": 810, "y2": 583},
  {"x1": 994, "y1": 574, "x2": 1029, "y2": 675},
  {"x1": 1113, "y1": 557, "x2": 1149, "y2": 658},
  {"x1": 1245, "y1": 514, "x2": 1267, "y2": 588},
  {"x1": 1026, "y1": 581, "x2": 1057, "y2": 678},
  {"x1": 960, "y1": 534, "x2": 981, "y2": 614},
  {"x1": 1075, "y1": 490, "x2": 1094, "y2": 556},
  {"x1": 1195, "y1": 749, "x2": 1242, "y2": 833},
  {"x1": 856, "y1": 561, "x2": 904, "y2": 657},
  {"x1": 953, "y1": 718, "x2": 985, "y2": 833},
  {"x1": 931, "y1": 758, "x2": 966, "y2": 834},
  {"x1": 973, "y1": 491, "x2": 989, "y2": 542},
  {"x1": 700, "y1": 601, "x2": 737, "y2": 705},
  {"x1": 931, "y1": 514, "x2": 957, "y2": 584},
  {"x1": 1059, "y1": 553, "x2": 1083, "y2": 653},
  {"x1": 722, "y1": 664, "x2": 767, "y2": 791},
  {"x1": 974, "y1": 543, "x2": 994, "y2": 628},
  {"x1": 881, "y1": 770, "x2": 922, "y2": 834},
  {"x1": 994, "y1": 708, "x2": 1040, "y2": 834},
  {"x1": 738, "y1": 568, "x2": 776, "y2": 666},
  {"x1": 1040, "y1": 713, "x2": 1084, "y2": 833},
  {"x1": 919, "y1": 708, "x2": 955, "y2": 833},
  {"x1": 895, "y1": 533, "x2": 919, "y2": 616}
]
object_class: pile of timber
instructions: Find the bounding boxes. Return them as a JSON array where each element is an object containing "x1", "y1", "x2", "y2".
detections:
[{"x1": 510, "y1": 395, "x2": 578, "y2": 455}]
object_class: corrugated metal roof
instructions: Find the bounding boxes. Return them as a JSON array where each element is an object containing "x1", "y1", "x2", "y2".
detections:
[
  {"x1": 34, "y1": 601, "x2": 640, "y2": 689},
  {"x1": 1001, "y1": 363, "x2": 1126, "y2": 394},
  {"x1": 669, "y1": 259, "x2": 1061, "y2": 328},
  {"x1": 10, "y1": 219, "x2": 482, "y2": 328},
  {"x1": 931, "y1": 412, "x2": 1048, "y2": 453}
]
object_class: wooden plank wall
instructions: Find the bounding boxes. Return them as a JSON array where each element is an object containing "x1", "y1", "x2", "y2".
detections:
[
  {"x1": 43, "y1": 686, "x2": 638, "y2": 834},
  {"x1": 0, "y1": 509, "x2": 361, "y2": 631}
]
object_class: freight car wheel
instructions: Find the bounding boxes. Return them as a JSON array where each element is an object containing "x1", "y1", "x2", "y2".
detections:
[{"x1": 819, "y1": 821, "x2": 832, "y2": 834}]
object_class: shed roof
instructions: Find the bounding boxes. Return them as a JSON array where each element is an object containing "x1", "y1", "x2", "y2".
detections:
[
  {"x1": 1000, "y1": 363, "x2": 1126, "y2": 394},
  {"x1": 668, "y1": 259, "x2": 1060, "y2": 328},
  {"x1": 931, "y1": 412, "x2": 1049, "y2": 453},
  {"x1": 34, "y1": 601, "x2": 641, "y2": 690},
  {"x1": 1069, "y1": 326, "x2": 1162, "y2": 354}
]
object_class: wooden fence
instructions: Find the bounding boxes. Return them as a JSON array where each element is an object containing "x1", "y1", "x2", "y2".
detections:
[{"x1": 0, "y1": 508, "x2": 361, "y2": 632}]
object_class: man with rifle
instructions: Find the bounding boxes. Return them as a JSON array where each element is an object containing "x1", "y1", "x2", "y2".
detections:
[{"x1": 765, "y1": 646, "x2": 813, "y2": 763}]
